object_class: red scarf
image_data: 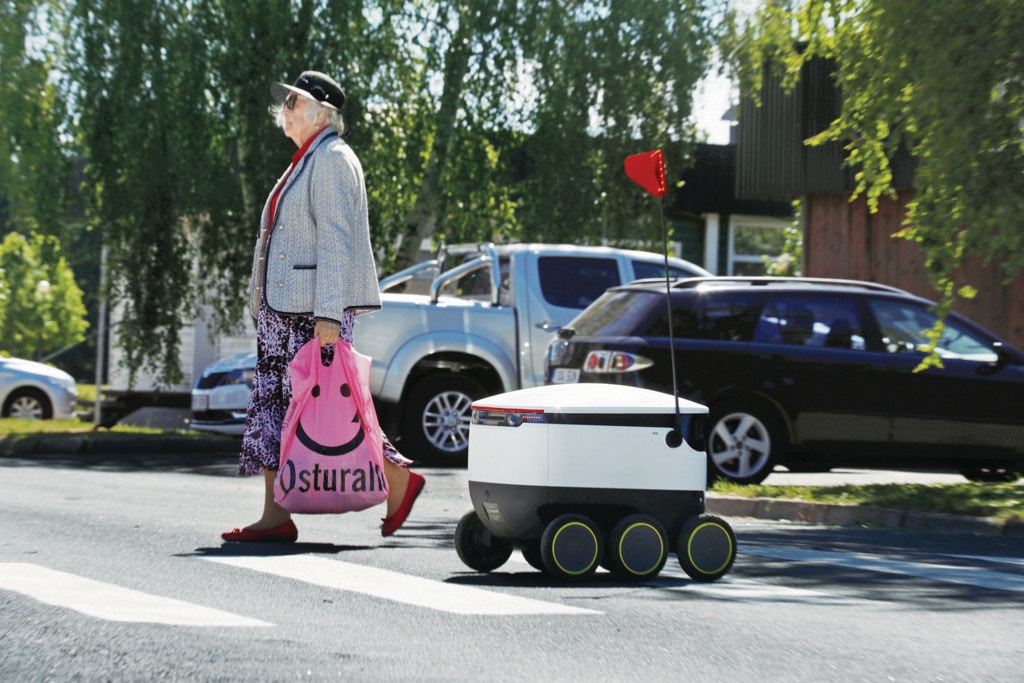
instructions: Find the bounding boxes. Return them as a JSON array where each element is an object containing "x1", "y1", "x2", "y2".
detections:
[{"x1": 266, "y1": 126, "x2": 327, "y2": 227}]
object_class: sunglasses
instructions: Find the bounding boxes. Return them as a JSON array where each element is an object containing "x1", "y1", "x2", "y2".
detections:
[{"x1": 284, "y1": 93, "x2": 298, "y2": 110}]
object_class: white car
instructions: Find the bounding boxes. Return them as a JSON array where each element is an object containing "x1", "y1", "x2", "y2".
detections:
[
  {"x1": 0, "y1": 356, "x2": 78, "y2": 420},
  {"x1": 189, "y1": 352, "x2": 256, "y2": 435}
]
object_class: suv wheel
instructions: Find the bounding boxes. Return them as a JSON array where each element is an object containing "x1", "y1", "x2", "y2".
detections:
[
  {"x1": 707, "y1": 400, "x2": 783, "y2": 485},
  {"x1": 401, "y1": 373, "x2": 487, "y2": 465}
]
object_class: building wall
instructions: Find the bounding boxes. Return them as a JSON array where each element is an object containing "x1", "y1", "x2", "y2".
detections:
[{"x1": 804, "y1": 191, "x2": 1024, "y2": 350}]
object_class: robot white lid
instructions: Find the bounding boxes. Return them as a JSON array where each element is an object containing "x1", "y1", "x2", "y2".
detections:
[{"x1": 472, "y1": 383, "x2": 708, "y2": 415}]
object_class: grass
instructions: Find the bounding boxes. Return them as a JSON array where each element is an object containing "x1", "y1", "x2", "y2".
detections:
[
  {"x1": 0, "y1": 418, "x2": 169, "y2": 435},
  {"x1": 711, "y1": 480, "x2": 1024, "y2": 522}
]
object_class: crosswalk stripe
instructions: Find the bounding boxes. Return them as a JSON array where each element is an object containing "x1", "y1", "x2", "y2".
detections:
[
  {"x1": 0, "y1": 563, "x2": 271, "y2": 627},
  {"x1": 744, "y1": 546, "x2": 1024, "y2": 593},
  {"x1": 202, "y1": 555, "x2": 601, "y2": 616}
]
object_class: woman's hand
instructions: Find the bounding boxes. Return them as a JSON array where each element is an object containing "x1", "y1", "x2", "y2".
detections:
[{"x1": 314, "y1": 319, "x2": 340, "y2": 346}]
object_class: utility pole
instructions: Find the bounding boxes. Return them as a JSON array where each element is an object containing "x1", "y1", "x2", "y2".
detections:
[{"x1": 93, "y1": 243, "x2": 108, "y2": 427}]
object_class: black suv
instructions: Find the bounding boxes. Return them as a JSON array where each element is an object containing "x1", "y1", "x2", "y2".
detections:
[{"x1": 545, "y1": 277, "x2": 1024, "y2": 484}]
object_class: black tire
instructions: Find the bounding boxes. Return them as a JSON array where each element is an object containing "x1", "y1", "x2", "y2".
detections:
[
  {"x1": 455, "y1": 510, "x2": 513, "y2": 572},
  {"x1": 677, "y1": 514, "x2": 737, "y2": 583},
  {"x1": 539, "y1": 513, "x2": 603, "y2": 581},
  {"x1": 706, "y1": 400, "x2": 784, "y2": 485},
  {"x1": 519, "y1": 541, "x2": 545, "y2": 571},
  {"x1": 402, "y1": 373, "x2": 488, "y2": 465},
  {"x1": 958, "y1": 466, "x2": 1022, "y2": 483},
  {"x1": 3, "y1": 388, "x2": 52, "y2": 420},
  {"x1": 605, "y1": 514, "x2": 668, "y2": 582}
]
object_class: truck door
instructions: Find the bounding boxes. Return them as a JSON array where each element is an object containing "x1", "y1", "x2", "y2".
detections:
[{"x1": 521, "y1": 253, "x2": 623, "y2": 388}]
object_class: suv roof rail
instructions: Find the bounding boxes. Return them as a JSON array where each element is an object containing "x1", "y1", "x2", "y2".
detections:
[{"x1": 666, "y1": 276, "x2": 910, "y2": 295}]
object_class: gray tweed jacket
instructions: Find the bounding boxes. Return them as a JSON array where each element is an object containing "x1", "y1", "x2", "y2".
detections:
[{"x1": 249, "y1": 128, "x2": 382, "y2": 323}]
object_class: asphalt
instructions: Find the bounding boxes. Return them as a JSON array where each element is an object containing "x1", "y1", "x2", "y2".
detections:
[{"x1": 3, "y1": 429, "x2": 1022, "y2": 538}]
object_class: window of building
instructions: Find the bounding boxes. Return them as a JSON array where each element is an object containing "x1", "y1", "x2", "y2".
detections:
[{"x1": 728, "y1": 217, "x2": 793, "y2": 276}]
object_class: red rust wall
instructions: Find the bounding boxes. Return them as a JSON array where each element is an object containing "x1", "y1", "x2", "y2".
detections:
[{"x1": 804, "y1": 191, "x2": 1024, "y2": 351}]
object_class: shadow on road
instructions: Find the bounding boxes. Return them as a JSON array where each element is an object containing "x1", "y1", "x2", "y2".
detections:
[{"x1": 0, "y1": 447, "x2": 240, "y2": 476}]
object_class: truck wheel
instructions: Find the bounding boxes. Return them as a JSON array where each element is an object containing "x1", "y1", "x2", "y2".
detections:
[
  {"x1": 540, "y1": 513, "x2": 603, "y2": 581},
  {"x1": 676, "y1": 514, "x2": 736, "y2": 582},
  {"x1": 455, "y1": 510, "x2": 513, "y2": 572},
  {"x1": 958, "y1": 466, "x2": 1022, "y2": 483},
  {"x1": 402, "y1": 373, "x2": 487, "y2": 465},
  {"x1": 3, "y1": 388, "x2": 52, "y2": 419},
  {"x1": 605, "y1": 514, "x2": 668, "y2": 582},
  {"x1": 706, "y1": 400, "x2": 784, "y2": 485}
]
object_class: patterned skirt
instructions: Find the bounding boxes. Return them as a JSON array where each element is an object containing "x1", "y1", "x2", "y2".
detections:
[{"x1": 238, "y1": 302, "x2": 410, "y2": 476}]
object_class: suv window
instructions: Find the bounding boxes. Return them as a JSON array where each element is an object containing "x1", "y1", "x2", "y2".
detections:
[
  {"x1": 538, "y1": 256, "x2": 620, "y2": 309},
  {"x1": 868, "y1": 299, "x2": 998, "y2": 361},
  {"x1": 647, "y1": 291, "x2": 763, "y2": 341},
  {"x1": 569, "y1": 290, "x2": 663, "y2": 336},
  {"x1": 754, "y1": 295, "x2": 866, "y2": 350}
]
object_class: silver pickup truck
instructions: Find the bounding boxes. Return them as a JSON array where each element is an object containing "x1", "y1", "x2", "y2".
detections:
[{"x1": 354, "y1": 243, "x2": 709, "y2": 464}]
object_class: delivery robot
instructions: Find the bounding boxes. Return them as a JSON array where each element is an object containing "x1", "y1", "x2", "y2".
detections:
[{"x1": 454, "y1": 383, "x2": 737, "y2": 582}]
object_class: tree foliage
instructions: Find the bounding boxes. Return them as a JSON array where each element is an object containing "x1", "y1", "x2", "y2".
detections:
[
  {"x1": 0, "y1": 232, "x2": 88, "y2": 360},
  {"x1": 396, "y1": 0, "x2": 720, "y2": 264},
  {"x1": 724, "y1": 0, "x2": 1024, "y2": 320},
  {"x1": 6, "y1": 0, "x2": 724, "y2": 385}
]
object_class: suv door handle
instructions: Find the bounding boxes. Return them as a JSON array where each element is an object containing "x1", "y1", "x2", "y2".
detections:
[{"x1": 536, "y1": 320, "x2": 560, "y2": 332}]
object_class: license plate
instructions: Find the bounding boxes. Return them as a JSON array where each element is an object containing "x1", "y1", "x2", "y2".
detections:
[
  {"x1": 191, "y1": 394, "x2": 209, "y2": 411},
  {"x1": 551, "y1": 368, "x2": 580, "y2": 384}
]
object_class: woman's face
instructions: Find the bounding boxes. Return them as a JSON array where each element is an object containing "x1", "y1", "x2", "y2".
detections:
[{"x1": 282, "y1": 93, "x2": 323, "y2": 147}]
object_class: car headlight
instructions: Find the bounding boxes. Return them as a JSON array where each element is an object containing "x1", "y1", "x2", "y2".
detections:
[{"x1": 221, "y1": 368, "x2": 255, "y2": 389}]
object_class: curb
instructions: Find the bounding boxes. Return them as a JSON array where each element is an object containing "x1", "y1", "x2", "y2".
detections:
[
  {"x1": 1, "y1": 435, "x2": 237, "y2": 457},
  {"x1": 706, "y1": 494, "x2": 1024, "y2": 538}
]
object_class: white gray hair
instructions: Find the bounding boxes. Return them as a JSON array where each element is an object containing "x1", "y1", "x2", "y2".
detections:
[{"x1": 271, "y1": 97, "x2": 346, "y2": 135}]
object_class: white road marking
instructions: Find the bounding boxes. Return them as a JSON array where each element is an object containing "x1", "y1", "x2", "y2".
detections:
[
  {"x1": 0, "y1": 563, "x2": 271, "y2": 627},
  {"x1": 203, "y1": 555, "x2": 600, "y2": 616},
  {"x1": 745, "y1": 546, "x2": 1024, "y2": 593}
]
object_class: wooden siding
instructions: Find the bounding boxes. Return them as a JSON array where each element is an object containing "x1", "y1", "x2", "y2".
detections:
[
  {"x1": 735, "y1": 58, "x2": 914, "y2": 200},
  {"x1": 736, "y1": 59, "x2": 848, "y2": 199},
  {"x1": 805, "y1": 191, "x2": 1024, "y2": 351}
]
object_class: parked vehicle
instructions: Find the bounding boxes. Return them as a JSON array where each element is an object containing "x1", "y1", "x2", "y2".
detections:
[
  {"x1": 545, "y1": 277, "x2": 1024, "y2": 484},
  {"x1": 0, "y1": 356, "x2": 78, "y2": 420},
  {"x1": 353, "y1": 243, "x2": 708, "y2": 464},
  {"x1": 189, "y1": 352, "x2": 256, "y2": 435},
  {"x1": 189, "y1": 243, "x2": 710, "y2": 456}
]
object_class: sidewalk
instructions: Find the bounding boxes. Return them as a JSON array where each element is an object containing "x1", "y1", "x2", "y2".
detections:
[{"x1": 706, "y1": 493, "x2": 1024, "y2": 538}]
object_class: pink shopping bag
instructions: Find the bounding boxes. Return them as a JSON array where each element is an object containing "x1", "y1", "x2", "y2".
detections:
[{"x1": 273, "y1": 338, "x2": 389, "y2": 513}]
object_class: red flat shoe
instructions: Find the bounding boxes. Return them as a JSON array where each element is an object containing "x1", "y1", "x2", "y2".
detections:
[
  {"x1": 381, "y1": 471, "x2": 425, "y2": 537},
  {"x1": 221, "y1": 520, "x2": 298, "y2": 543}
]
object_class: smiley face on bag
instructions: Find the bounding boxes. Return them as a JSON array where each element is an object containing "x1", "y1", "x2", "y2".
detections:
[{"x1": 294, "y1": 381, "x2": 366, "y2": 456}]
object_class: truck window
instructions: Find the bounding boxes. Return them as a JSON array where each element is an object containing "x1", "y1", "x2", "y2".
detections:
[
  {"x1": 538, "y1": 256, "x2": 620, "y2": 309},
  {"x1": 631, "y1": 260, "x2": 704, "y2": 281}
]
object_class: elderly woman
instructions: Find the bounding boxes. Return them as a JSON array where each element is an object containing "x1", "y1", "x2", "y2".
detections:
[{"x1": 222, "y1": 71, "x2": 424, "y2": 543}]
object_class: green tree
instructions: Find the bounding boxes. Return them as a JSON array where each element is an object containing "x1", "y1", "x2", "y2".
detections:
[
  {"x1": 394, "y1": 0, "x2": 722, "y2": 265},
  {"x1": 724, "y1": 0, "x2": 1024, "y2": 350},
  {"x1": 0, "y1": 232, "x2": 88, "y2": 360},
  {"x1": 518, "y1": 0, "x2": 718, "y2": 247},
  {"x1": 0, "y1": 1, "x2": 77, "y2": 247},
  {"x1": 22, "y1": 0, "x2": 723, "y2": 385}
]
